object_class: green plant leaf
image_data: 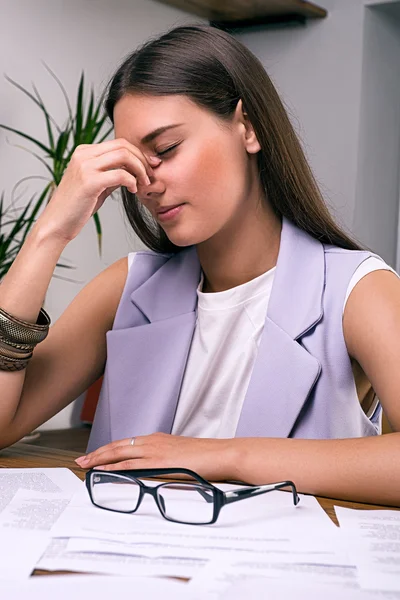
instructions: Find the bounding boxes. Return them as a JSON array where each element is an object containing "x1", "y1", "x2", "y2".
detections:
[
  {"x1": 0, "y1": 124, "x2": 52, "y2": 155},
  {"x1": 1, "y1": 66, "x2": 114, "y2": 270},
  {"x1": 6, "y1": 142, "x2": 56, "y2": 179},
  {"x1": 97, "y1": 124, "x2": 114, "y2": 144},
  {"x1": 32, "y1": 83, "x2": 56, "y2": 152},
  {"x1": 74, "y1": 72, "x2": 84, "y2": 146},
  {"x1": 93, "y1": 212, "x2": 102, "y2": 255},
  {"x1": 41, "y1": 61, "x2": 73, "y2": 124},
  {"x1": 3, "y1": 74, "x2": 61, "y2": 134}
]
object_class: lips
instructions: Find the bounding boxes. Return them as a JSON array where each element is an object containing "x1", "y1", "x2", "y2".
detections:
[{"x1": 156, "y1": 203, "x2": 184, "y2": 215}]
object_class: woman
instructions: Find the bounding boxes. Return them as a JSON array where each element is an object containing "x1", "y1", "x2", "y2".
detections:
[{"x1": 1, "y1": 24, "x2": 399, "y2": 506}]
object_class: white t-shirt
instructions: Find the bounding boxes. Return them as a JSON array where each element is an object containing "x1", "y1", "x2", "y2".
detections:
[{"x1": 127, "y1": 253, "x2": 397, "y2": 438}]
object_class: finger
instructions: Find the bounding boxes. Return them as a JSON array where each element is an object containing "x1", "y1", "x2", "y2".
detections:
[
  {"x1": 75, "y1": 437, "x2": 138, "y2": 465},
  {"x1": 90, "y1": 148, "x2": 151, "y2": 187},
  {"x1": 75, "y1": 138, "x2": 157, "y2": 179},
  {"x1": 96, "y1": 459, "x2": 141, "y2": 470},
  {"x1": 95, "y1": 169, "x2": 142, "y2": 195},
  {"x1": 78, "y1": 444, "x2": 144, "y2": 468}
]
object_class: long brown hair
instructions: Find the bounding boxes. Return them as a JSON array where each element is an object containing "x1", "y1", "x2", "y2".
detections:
[{"x1": 104, "y1": 23, "x2": 361, "y2": 253}]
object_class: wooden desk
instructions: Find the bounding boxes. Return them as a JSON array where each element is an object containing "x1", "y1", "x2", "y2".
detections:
[{"x1": 1, "y1": 440, "x2": 398, "y2": 576}]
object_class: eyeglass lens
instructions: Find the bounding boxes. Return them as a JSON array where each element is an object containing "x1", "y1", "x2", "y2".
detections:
[
  {"x1": 91, "y1": 472, "x2": 141, "y2": 512},
  {"x1": 157, "y1": 482, "x2": 215, "y2": 524},
  {"x1": 91, "y1": 472, "x2": 215, "y2": 524}
]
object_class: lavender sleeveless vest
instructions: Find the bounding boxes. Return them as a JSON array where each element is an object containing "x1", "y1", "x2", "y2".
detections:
[{"x1": 87, "y1": 217, "x2": 380, "y2": 452}]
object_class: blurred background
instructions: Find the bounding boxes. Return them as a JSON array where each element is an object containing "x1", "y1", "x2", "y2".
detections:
[{"x1": 1, "y1": 0, "x2": 399, "y2": 432}]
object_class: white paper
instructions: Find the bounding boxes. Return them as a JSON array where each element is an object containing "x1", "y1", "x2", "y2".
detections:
[
  {"x1": 0, "y1": 531, "x2": 49, "y2": 581},
  {"x1": 0, "y1": 468, "x2": 82, "y2": 579},
  {"x1": 41, "y1": 482, "x2": 332, "y2": 578},
  {"x1": 215, "y1": 578, "x2": 400, "y2": 600},
  {"x1": 66, "y1": 529, "x2": 342, "y2": 561},
  {"x1": 0, "y1": 574, "x2": 192, "y2": 599},
  {"x1": 335, "y1": 506, "x2": 400, "y2": 592},
  {"x1": 0, "y1": 468, "x2": 82, "y2": 512},
  {"x1": 37, "y1": 537, "x2": 206, "y2": 578},
  {"x1": 189, "y1": 556, "x2": 400, "y2": 599},
  {"x1": 52, "y1": 484, "x2": 334, "y2": 562},
  {"x1": 187, "y1": 550, "x2": 360, "y2": 598},
  {"x1": 0, "y1": 489, "x2": 71, "y2": 531}
]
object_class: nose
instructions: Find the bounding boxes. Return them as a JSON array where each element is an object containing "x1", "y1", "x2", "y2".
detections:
[{"x1": 138, "y1": 172, "x2": 165, "y2": 198}]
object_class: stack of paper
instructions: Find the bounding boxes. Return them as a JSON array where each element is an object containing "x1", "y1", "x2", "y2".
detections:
[
  {"x1": 0, "y1": 468, "x2": 81, "y2": 580},
  {"x1": 0, "y1": 467, "x2": 399, "y2": 599},
  {"x1": 336, "y1": 507, "x2": 400, "y2": 593}
]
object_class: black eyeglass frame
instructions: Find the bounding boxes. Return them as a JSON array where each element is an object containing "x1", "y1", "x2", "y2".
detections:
[{"x1": 85, "y1": 467, "x2": 300, "y2": 525}]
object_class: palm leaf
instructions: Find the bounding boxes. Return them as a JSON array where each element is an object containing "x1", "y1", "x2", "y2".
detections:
[
  {"x1": 0, "y1": 191, "x2": 74, "y2": 279},
  {"x1": 74, "y1": 72, "x2": 84, "y2": 146},
  {"x1": 1, "y1": 67, "x2": 113, "y2": 266},
  {"x1": 3, "y1": 74, "x2": 61, "y2": 134},
  {"x1": 41, "y1": 61, "x2": 73, "y2": 124},
  {"x1": 32, "y1": 83, "x2": 56, "y2": 152},
  {"x1": 0, "y1": 124, "x2": 52, "y2": 155}
]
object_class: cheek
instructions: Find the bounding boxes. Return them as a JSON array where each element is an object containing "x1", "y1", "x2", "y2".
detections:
[{"x1": 172, "y1": 138, "x2": 239, "y2": 192}]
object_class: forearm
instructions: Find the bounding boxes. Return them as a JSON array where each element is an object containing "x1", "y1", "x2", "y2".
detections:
[
  {"x1": 0, "y1": 221, "x2": 66, "y2": 321},
  {"x1": 232, "y1": 433, "x2": 400, "y2": 507},
  {"x1": 0, "y1": 222, "x2": 66, "y2": 427}
]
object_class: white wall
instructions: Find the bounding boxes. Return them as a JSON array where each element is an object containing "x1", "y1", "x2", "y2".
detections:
[
  {"x1": 238, "y1": 0, "x2": 400, "y2": 264},
  {"x1": 237, "y1": 0, "x2": 366, "y2": 232},
  {"x1": 0, "y1": 0, "x2": 205, "y2": 429},
  {"x1": 354, "y1": 2, "x2": 400, "y2": 265},
  {"x1": 2, "y1": 0, "x2": 400, "y2": 428}
]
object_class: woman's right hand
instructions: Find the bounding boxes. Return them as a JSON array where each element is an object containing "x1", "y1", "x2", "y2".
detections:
[{"x1": 35, "y1": 138, "x2": 159, "y2": 244}]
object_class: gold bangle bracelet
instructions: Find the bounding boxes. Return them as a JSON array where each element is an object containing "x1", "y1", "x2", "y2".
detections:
[
  {"x1": 0, "y1": 307, "x2": 50, "y2": 346},
  {"x1": 0, "y1": 334, "x2": 34, "y2": 352},
  {"x1": 0, "y1": 344, "x2": 33, "y2": 360}
]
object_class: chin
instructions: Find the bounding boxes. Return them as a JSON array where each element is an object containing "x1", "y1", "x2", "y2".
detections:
[
  {"x1": 163, "y1": 227, "x2": 211, "y2": 248},
  {"x1": 165, "y1": 236, "x2": 198, "y2": 248}
]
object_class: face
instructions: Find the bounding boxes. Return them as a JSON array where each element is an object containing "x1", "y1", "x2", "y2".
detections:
[{"x1": 113, "y1": 94, "x2": 261, "y2": 247}]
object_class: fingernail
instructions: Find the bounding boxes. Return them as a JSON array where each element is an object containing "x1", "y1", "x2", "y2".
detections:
[
  {"x1": 148, "y1": 156, "x2": 161, "y2": 165},
  {"x1": 75, "y1": 456, "x2": 88, "y2": 465}
]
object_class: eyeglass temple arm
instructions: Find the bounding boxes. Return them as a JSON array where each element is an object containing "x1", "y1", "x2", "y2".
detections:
[{"x1": 223, "y1": 481, "x2": 300, "y2": 506}]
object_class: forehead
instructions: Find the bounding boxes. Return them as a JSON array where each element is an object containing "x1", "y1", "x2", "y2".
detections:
[{"x1": 113, "y1": 94, "x2": 206, "y2": 143}]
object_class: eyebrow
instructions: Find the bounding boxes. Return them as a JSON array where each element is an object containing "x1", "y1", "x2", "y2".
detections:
[{"x1": 140, "y1": 124, "x2": 184, "y2": 145}]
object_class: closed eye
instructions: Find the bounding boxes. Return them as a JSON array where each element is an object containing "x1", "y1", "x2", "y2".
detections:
[{"x1": 155, "y1": 143, "x2": 180, "y2": 157}]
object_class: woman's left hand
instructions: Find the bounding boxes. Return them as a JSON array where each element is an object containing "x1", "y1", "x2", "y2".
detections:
[{"x1": 75, "y1": 432, "x2": 238, "y2": 481}]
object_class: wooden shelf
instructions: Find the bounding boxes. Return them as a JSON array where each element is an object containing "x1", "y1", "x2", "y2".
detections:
[{"x1": 155, "y1": 0, "x2": 327, "y2": 27}]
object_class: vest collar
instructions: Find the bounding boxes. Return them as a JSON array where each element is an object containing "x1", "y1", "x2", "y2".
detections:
[
  {"x1": 130, "y1": 246, "x2": 201, "y2": 323},
  {"x1": 130, "y1": 217, "x2": 325, "y2": 339},
  {"x1": 268, "y1": 217, "x2": 325, "y2": 339}
]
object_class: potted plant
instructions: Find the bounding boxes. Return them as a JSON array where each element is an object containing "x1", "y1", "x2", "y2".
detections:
[
  {"x1": 0, "y1": 66, "x2": 113, "y2": 257},
  {"x1": 0, "y1": 67, "x2": 113, "y2": 438}
]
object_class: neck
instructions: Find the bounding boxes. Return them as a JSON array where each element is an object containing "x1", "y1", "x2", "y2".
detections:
[{"x1": 196, "y1": 199, "x2": 282, "y2": 294}]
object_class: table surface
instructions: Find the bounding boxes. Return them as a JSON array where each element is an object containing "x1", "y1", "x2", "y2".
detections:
[{"x1": 1, "y1": 430, "x2": 399, "y2": 577}]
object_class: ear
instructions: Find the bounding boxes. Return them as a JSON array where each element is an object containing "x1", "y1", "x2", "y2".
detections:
[{"x1": 234, "y1": 99, "x2": 261, "y2": 154}]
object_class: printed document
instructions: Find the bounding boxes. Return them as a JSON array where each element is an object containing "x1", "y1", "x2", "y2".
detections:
[
  {"x1": 336, "y1": 506, "x2": 400, "y2": 592},
  {"x1": 0, "y1": 468, "x2": 82, "y2": 511},
  {"x1": 0, "y1": 574, "x2": 192, "y2": 599}
]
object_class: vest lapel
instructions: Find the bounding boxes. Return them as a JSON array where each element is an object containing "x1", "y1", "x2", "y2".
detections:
[
  {"x1": 236, "y1": 218, "x2": 324, "y2": 438},
  {"x1": 107, "y1": 247, "x2": 201, "y2": 440},
  {"x1": 107, "y1": 219, "x2": 326, "y2": 442}
]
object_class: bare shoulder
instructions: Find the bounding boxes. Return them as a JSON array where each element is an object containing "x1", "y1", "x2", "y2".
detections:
[
  {"x1": 72, "y1": 256, "x2": 129, "y2": 330},
  {"x1": 9, "y1": 256, "x2": 130, "y2": 442},
  {"x1": 343, "y1": 269, "x2": 400, "y2": 430}
]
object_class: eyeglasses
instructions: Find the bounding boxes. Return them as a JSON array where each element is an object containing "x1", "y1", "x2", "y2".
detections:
[{"x1": 85, "y1": 467, "x2": 300, "y2": 525}]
